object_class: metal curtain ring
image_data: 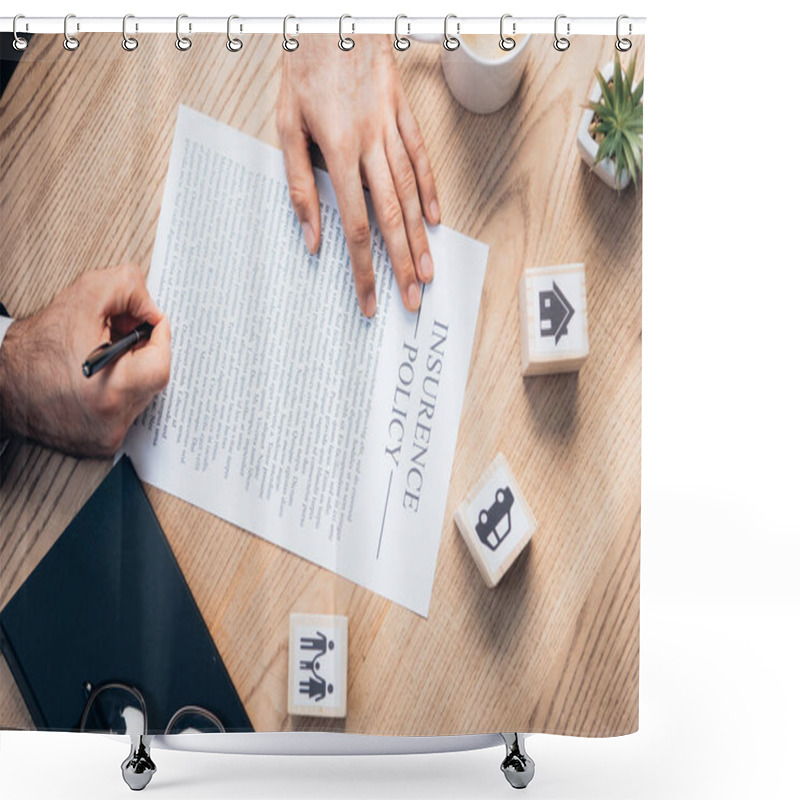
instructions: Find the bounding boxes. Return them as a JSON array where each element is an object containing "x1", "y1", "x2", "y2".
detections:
[
  {"x1": 394, "y1": 14, "x2": 410, "y2": 51},
  {"x1": 443, "y1": 14, "x2": 460, "y2": 51},
  {"x1": 122, "y1": 14, "x2": 138, "y2": 51},
  {"x1": 616, "y1": 14, "x2": 632, "y2": 51},
  {"x1": 175, "y1": 14, "x2": 192, "y2": 51},
  {"x1": 553, "y1": 14, "x2": 570, "y2": 51},
  {"x1": 12, "y1": 15, "x2": 28, "y2": 51},
  {"x1": 283, "y1": 15, "x2": 299, "y2": 51},
  {"x1": 500, "y1": 14, "x2": 516, "y2": 51},
  {"x1": 339, "y1": 14, "x2": 354, "y2": 51},
  {"x1": 226, "y1": 15, "x2": 243, "y2": 52},
  {"x1": 63, "y1": 13, "x2": 80, "y2": 51}
]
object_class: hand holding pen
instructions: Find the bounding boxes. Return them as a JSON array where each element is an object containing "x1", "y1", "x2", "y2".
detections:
[
  {"x1": 0, "y1": 264, "x2": 171, "y2": 457},
  {"x1": 82, "y1": 321, "x2": 154, "y2": 377}
]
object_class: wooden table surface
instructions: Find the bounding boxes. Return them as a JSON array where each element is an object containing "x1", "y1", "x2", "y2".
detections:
[{"x1": 0, "y1": 33, "x2": 641, "y2": 736}]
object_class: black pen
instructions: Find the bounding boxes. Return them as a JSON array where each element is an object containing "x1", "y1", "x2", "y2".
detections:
[{"x1": 82, "y1": 322, "x2": 154, "y2": 378}]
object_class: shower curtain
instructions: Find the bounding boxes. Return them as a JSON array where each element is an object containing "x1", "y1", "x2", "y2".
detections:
[{"x1": 0, "y1": 24, "x2": 642, "y2": 740}]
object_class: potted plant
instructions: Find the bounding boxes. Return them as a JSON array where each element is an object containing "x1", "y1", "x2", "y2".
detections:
[{"x1": 576, "y1": 51, "x2": 643, "y2": 190}]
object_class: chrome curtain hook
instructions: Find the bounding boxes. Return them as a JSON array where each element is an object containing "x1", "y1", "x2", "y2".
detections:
[
  {"x1": 615, "y1": 14, "x2": 632, "y2": 51},
  {"x1": 500, "y1": 14, "x2": 516, "y2": 51},
  {"x1": 553, "y1": 14, "x2": 570, "y2": 52},
  {"x1": 175, "y1": 13, "x2": 192, "y2": 51},
  {"x1": 282, "y1": 15, "x2": 299, "y2": 51},
  {"x1": 443, "y1": 14, "x2": 460, "y2": 51},
  {"x1": 339, "y1": 14, "x2": 355, "y2": 51},
  {"x1": 12, "y1": 14, "x2": 28, "y2": 51},
  {"x1": 394, "y1": 14, "x2": 410, "y2": 51},
  {"x1": 226, "y1": 14, "x2": 243, "y2": 52},
  {"x1": 122, "y1": 14, "x2": 139, "y2": 51},
  {"x1": 63, "y1": 13, "x2": 80, "y2": 51}
]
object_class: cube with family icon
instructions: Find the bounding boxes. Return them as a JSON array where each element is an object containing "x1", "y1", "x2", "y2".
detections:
[
  {"x1": 288, "y1": 613, "x2": 348, "y2": 718},
  {"x1": 454, "y1": 453, "x2": 538, "y2": 587},
  {"x1": 519, "y1": 263, "x2": 590, "y2": 375}
]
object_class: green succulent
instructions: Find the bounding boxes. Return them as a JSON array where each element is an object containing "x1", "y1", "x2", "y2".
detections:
[{"x1": 588, "y1": 51, "x2": 643, "y2": 188}]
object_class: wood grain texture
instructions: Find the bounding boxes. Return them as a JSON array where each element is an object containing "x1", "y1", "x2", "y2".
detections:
[{"x1": 0, "y1": 34, "x2": 642, "y2": 736}]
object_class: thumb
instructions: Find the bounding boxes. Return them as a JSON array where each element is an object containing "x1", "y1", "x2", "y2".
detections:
[
  {"x1": 114, "y1": 314, "x2": 172, "y2": 396},
  {"x1": 100, "y1": 263, "x2": 162, "y2": 326}
]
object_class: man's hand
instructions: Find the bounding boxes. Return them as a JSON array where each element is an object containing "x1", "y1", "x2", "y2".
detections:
[
  {"x1": 0, "y1": 264, "x2": 171, "y2": 457},
  {"x1": 278, "y1": 35, "x2": 440, "y2": 317}
]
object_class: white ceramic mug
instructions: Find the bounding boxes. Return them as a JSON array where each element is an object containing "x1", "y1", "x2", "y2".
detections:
[{"x1": 412, "y1": 33, "x2": 531, "y2": 115}]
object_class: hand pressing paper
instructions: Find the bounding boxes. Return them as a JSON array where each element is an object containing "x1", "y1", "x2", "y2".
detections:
[{"x1": 122, "y1": 106, "x2": 488, "y2": 617}]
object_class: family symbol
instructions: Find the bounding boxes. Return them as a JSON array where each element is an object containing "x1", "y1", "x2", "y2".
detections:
[
  {"x1": 298, "y1": 631, "x2": 335, "y2": 703},
  {"x1": 475, "y1": 487, "x2": 515, "y2": 552},
  {"x1": 539, "y1": 281, "x2": 575, "y2": 345}
]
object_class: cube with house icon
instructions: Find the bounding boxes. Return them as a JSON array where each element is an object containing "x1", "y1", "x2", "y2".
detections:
[
  {"x1": 454, "y1": 454, "x2": 537, "y2": 587},
  {"x1": 288, "y1": 613, "x2": 348, "y2": 718},
  {"x1": 519, "y1": 263, "x2": 590, "y2": 375}
]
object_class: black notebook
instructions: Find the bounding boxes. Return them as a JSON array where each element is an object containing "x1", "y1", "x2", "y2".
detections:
[{"x1": 0, "y1": 455, "x2": 252, "y2": 734}]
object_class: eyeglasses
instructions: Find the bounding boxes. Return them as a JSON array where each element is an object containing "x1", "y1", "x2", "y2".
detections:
[{"x1": 78, "y1": 680, "x2": 226, "y2": 735}]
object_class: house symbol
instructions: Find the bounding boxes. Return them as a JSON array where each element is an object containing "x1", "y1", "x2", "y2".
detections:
[{"x1": 538, "y1": 282, "x2": 574, "y2": 345}]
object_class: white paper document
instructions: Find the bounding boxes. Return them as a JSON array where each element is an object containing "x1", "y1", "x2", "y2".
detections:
[{"x1": 123, "y1": 106, "x2": 488, "y2": 616}]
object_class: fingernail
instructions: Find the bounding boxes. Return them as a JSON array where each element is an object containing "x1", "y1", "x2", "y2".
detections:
[
  {"x1": 429, "y1": 199, "x2": 440, "y2": 224},
  {"x1": 407, "y1": 282, "x2": 421, "y2": 310},
  {"x1": 364, "y1": 290, "x2": 377, "y2": 318},
  {"x1": 420, "y1": 252, "x2": 434, "y2": 282},
  {"x1": 302, "y1": 222, "x2": 315, "y2": 252}
]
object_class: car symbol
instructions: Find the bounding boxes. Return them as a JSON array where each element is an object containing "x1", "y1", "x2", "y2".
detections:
[{"x1": 475, "y1": 486, "x2": 515, "y2": 551}]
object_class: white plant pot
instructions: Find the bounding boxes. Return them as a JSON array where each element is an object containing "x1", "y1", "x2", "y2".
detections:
[{"x1": 576, "y1": 62, "x2": 638, "y2": 191}]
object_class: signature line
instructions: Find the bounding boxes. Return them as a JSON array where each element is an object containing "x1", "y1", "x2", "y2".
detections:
[
  {"x1": 376, "y1": 471, "x2": 394, "y2": 560},
  {"x1": 413, "y1": 283, "x2": 426, "y2": 339}
]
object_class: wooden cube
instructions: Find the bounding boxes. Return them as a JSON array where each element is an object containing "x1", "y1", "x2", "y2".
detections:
[
  {"x1": 454, "y1": 454, "x2": 537, "y2": 587},
  {"x1": 519, "y1": 263, "x2": 590, "y2": 375},
  {"x1": 288, "y1": 613, "x2": 348, "y2": 718}
]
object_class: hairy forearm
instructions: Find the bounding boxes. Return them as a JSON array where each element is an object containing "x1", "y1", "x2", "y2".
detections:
[
  {"x1": 0, "y1": 315, "x2": 113, "y2": 455},
  {"x1": 0, "y1": 318, "x2": 57, "y2": 445},
  {"x1": 0, "y1": 319, "x2": 30, "y2": 439}
]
